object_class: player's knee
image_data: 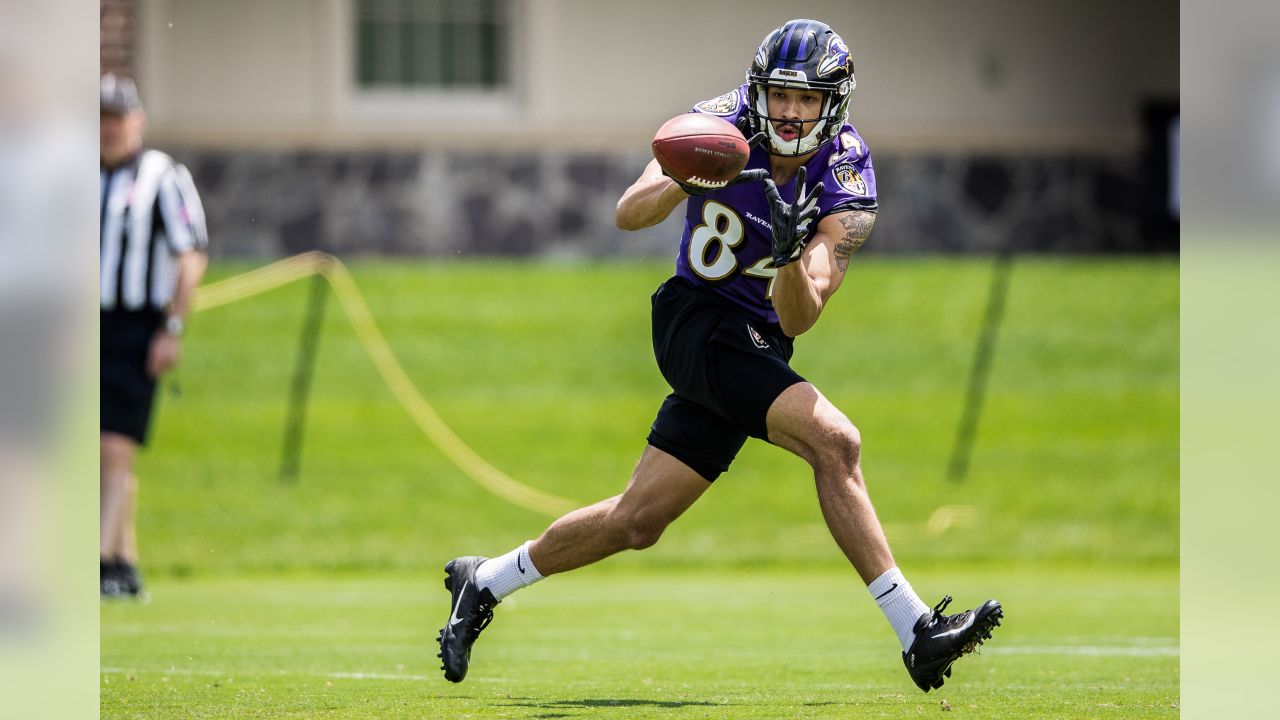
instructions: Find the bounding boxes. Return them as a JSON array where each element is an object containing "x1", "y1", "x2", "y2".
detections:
[
  {"x1": 100, "y1": 469, "x2": 135, "y2": 493},
  {"x1": 624, "y1": 526, "x2": 662, "y2": 550},
  {"x1": 625, "y1": 515, "x2": 667, "y2": 550},
  {"x1": 816, "y1": 419, "x2": 862, "y2": 473},
  {"x1": 100, "y1": 436, "x2": 136, "y2": 477},
  {"x1": 609, "y1": 508, "x2": 667, "y2": 550},
  {"x1": 842, "y1": 422, "x2": 862, "y2": 459}
]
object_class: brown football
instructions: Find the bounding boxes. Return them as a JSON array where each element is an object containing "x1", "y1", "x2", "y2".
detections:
[{"x1": 651, "y1": 113, "x2": 750, "y2": 188}]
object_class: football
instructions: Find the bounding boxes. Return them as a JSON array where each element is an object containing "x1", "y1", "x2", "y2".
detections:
[{"x1": 651, "y1": 113, "x2": 750, "y2": 188}]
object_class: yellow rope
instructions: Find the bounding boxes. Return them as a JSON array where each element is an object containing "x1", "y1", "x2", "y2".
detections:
[{"x1": 194, "y1": 251, "x2": 579, "y2": 517}]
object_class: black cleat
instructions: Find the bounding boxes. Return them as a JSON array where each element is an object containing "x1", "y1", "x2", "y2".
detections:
[
  {"x1": 437, "y1": 556, "x2": 498, "y2": 683},
  {"x1": 101, "y1": 559, "x2": 146, "y2": 599},
  {"x1": 902, "y1": 595, "x2": 1003, "y2": 692},
  {"x1": 100, "y1": 559, "x2": 122, "y2": 598},
  {"x1": 118, "y1": 562, "x2": 144, "y2": 597}
]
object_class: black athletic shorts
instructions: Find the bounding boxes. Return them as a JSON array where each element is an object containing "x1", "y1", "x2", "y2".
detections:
[
  {"x1": 646, "y1": 276, "x2": 806, "y2": 482},
  {"x1": 101, "y1": 310, "x2": 164, "y2": 445}
]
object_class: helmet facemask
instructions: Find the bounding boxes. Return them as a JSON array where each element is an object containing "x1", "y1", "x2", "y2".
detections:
[{"x1": 748, "y1": 81, "x2": 850, "y2": 156}]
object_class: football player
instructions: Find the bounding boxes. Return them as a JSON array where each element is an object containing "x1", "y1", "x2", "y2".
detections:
[{"x1": 439, "y1": 18, "x2": 1001, "y2": 693}]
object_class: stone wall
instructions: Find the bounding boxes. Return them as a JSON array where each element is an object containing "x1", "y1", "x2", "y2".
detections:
[{"x1": 169, "y1": 147, "x2": 1170, "y2": 260}]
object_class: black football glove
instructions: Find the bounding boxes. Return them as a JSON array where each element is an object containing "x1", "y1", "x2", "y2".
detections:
[{"x1": 762, "y1": 165, "x2": 824, "y2": 267}]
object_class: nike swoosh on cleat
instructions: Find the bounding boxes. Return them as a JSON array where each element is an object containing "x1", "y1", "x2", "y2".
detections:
[
  {"x1": 930, "y1": 614, "x2": 976, "y2": 639},
  {"x1": 874, "y1": 583, "x2": 898, "y2": 601},
  {"x1": 449, "y1": 581, "x2": 468, "y2": 627}
]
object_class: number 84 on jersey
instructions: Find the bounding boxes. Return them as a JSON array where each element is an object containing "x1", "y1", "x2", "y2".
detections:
[{"x1": 686, "y1": 200, "x2": 781, "y2": 298}]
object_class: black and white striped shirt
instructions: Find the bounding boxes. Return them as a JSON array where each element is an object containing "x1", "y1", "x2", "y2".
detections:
[{"x1": 100, "y1": 149, "x2": 208, "y2": 312}]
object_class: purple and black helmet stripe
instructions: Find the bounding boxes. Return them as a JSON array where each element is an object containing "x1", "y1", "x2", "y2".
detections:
[
  {"x1": 793, "y1": 19, "x2": 814, "y2": 59},
  {"x1": 778, "y1": 19, "x2": 818, "y2": 67},
  {"x1": 779, "y1": 22, "x2": 796, "y2": 62}
]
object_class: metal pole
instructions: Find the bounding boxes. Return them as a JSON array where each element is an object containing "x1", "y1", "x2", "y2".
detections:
[
  {"x1": 280, "y1": 272, "x2": 327, "y2": 483},
  {"x1": 946, "y1": 250, "x2": 1014, "y2": 483}
]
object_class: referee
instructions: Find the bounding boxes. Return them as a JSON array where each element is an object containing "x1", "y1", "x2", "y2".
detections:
[{"x1": 100, "y1": 74, "x2": 208, "y2": 598}]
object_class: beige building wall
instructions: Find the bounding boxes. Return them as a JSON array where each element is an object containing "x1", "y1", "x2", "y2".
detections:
[{"x1": 139, "y1": 0, "x2": 1177, "y2": 152}]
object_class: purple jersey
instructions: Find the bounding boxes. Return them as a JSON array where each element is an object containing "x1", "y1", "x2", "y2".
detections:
[{"x1": 673, "y1": 84, "x2": 878, "y2": 326}]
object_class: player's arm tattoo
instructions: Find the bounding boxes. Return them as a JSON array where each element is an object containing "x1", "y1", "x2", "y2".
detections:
[{"x1": 834, "y1": 212, "x2": 875, "y2": 272}]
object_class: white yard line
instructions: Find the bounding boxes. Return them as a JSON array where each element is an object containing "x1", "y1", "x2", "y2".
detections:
[
  {"x1": 101, "y1": 666, "x2": 430, "y2": 682},
  {"x1": 101, "y1": 666, "x2": 521, "y2": 684},
  {"x1": 987, "y1": 645, "x2": 1179, "y2": 657}
]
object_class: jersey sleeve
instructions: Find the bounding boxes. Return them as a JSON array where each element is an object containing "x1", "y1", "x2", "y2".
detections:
[
  {"x1": 156, "y1": 162, "x2": 209, "y2": 253},
  {"x1": 819, "y1": 128, "x2": 878, "y2": 217},
  {"x1": 690, "y1": 84, "x2": 750, "y2": 128}
]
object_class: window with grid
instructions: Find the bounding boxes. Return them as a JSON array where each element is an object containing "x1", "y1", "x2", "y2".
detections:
[{"x1": 356, "y1": 0, "x2": 509, "y2": 90}]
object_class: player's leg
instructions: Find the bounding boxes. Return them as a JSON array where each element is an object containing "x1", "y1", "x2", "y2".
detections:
[
  {"x1": 438, "y1": 444, "x2": 714, "y2": 682},
  {"x1": 101, "y1": 312, "x2": 158, "y2": 598},
  {"x1": 704, "y1": 337, "x2": 897, "y2": 583},
  {"x1": 765, "y1": 381, "x2": 1001, "y2": 692},
  {"x1": 118, "y1": 471, "x2": 143, "y2": 595},
  {"x1": 122, "y1": 484, "x2": 139, "y2": 563},
  {"x1": 438, "y1": 280, "x2": 746, "y2": 682},
  {"x1": 502, "y1": 393, "x2": 739, "y2": 587},
  {"x1": 437, "y1": 391, "x2": 744, "y2": 683},
  {"x1": 527, "y1": 444, "x2": 710, "y2": 575},
  {"x1": 764, "y1": 382, "x2": 892, "y2": 583},
  {"x1": 466, "y1": 442, "x2": 709, "y2": 609},
  {"x1": 99, "y1": 433, "x2": 136, "y2": 560},
  {"x1": 99, "y1": 432, "x2": 137, "y2": 596}
]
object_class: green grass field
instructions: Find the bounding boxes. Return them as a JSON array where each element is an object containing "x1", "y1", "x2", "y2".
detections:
[
  {"x1": 101, "y1": 258, "x2": 1179, "y2": 718},
  {"x1": 101, "y1": 566, "x2": 1177, "y2": 719}
]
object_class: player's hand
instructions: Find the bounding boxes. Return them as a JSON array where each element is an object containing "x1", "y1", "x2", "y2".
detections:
[
  {"x1": 763, "y1": 166, "x2": 824, "y2": 267},
  {"x1": 147, "y1": 331, "x2": 182, "y2": 379}
]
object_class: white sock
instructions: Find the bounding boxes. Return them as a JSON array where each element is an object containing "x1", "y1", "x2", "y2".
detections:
[
  {"x1": 475, "y1": 541, "x2": 544, "y2": 601},
  {"x1": 868, "y1": 567, "x2": 931, "y2": 652}
]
